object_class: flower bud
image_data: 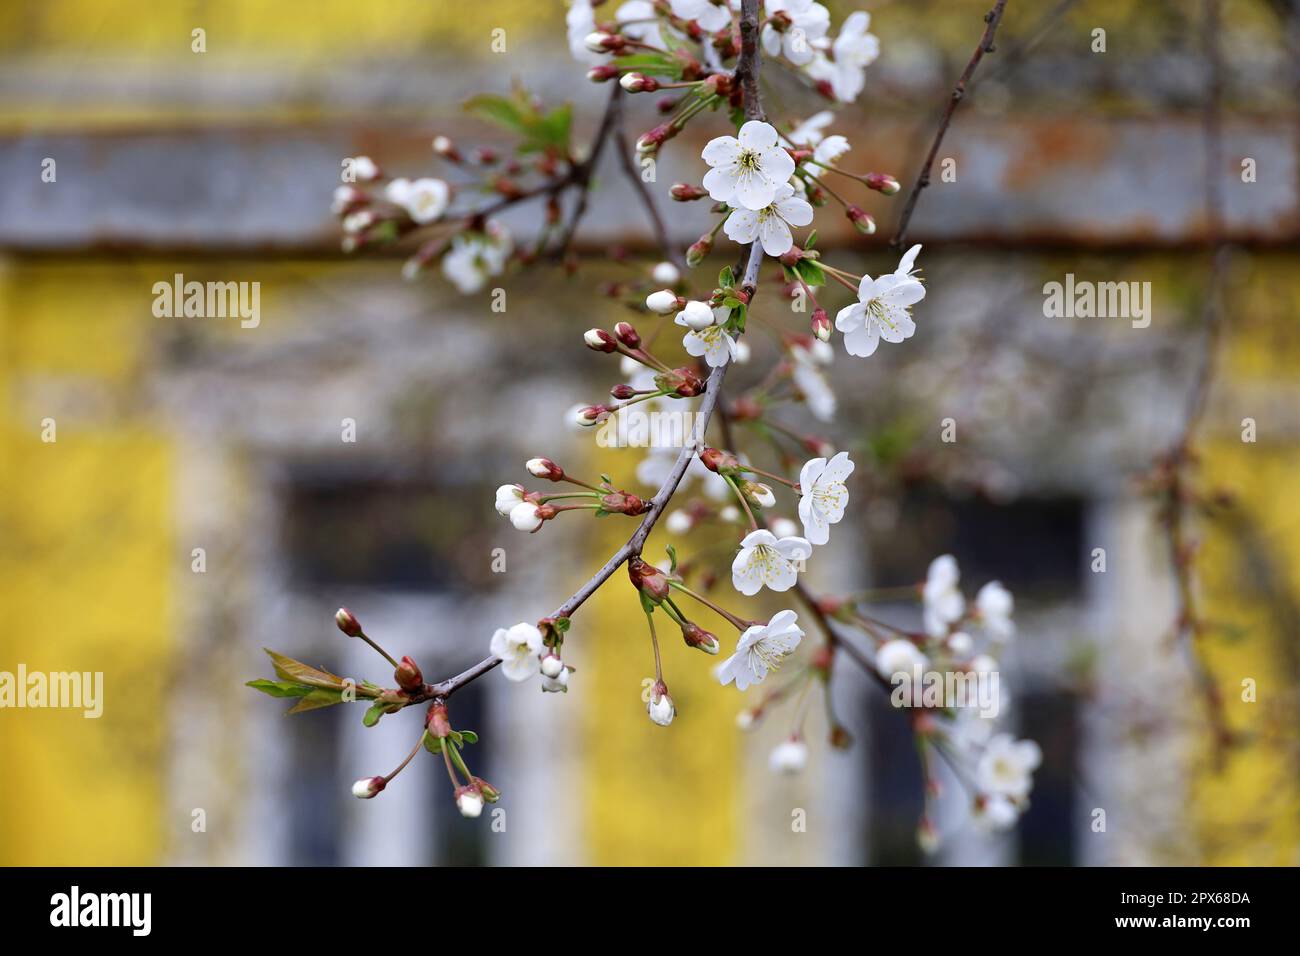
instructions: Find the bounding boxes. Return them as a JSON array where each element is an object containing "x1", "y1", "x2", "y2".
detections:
[
  {"x1": 647, "y1": 680, "x2": 675, "y2": 726},
  {"x1": 676, "y1": 299, "x2": 716, "y2": 331},
  {"x1": 650, "y1": 262, "x2": 680, "y2": 286},
  {"x1": 584, "y1": 328, "x2": 619, "y2": 352},
  {"x1": 665, "y1": 509, "x2": 693, "y2": 534},
  {"x1": 331, "y1": 185, "x2": 368, "y2": 216},
  {"x1": 431, "y1": 135, "x2": 461, "y2": 162},
  {"x1": 769, "y1": 737, "x2": 809, "y2": 775},
  {"x1": 628, "y1": 556, "x2": 671, "y2": 604},
  {"x1": 681, "y1": 621, "x2": 720, "y2": 655},
  {"x1": 527, "y1": 457, "x2": 563, "y2": 480},
  {"x1": 427, "y1": 702, "x2": 452, "y2": 739},
  {"x1": 736, "y1": 709, "x2": 758, "y2": 730},
  {"x1": 586, "y1": 63, "x2": 621, "y2": 83},
  {"x1": 670, "y1": 183, "x2": 708, "y2": 202},
  {"x1": 613, "y1": 321, "x2": 642, "y2": 348},
  {"x1": 335, "y1": 607, "x2": 363, "y2": 637},
  {"x1": 619, "y1": 72, "x2": 660, "y2": 93},
  {"x1": 699, "y1": 446, "x2": 742, "y2": 474},
  {"x1": 741, "y1": 481, "x2": 775, "y2": 509},
  {"x1": 351, "y1": 776, "x2": 386, "y2": 799},
  {"x1": 541, "y1": 653, "x2": 565, "y2": 679},
  {"x1": 829, "y1": 725, "x2": 854, "y2": 749},
  {"x1": 347, "y1": 155, "x2": 381, "y2": 182},
  {"x1": 611, "y1": 383, "x2": 638, "y2": 400},
  {"x1": 657, "y1": 366, "x2": 704, "y2": 397},
  {"x1": 645, "y1": 289, "x2": 681, "y2": 314},
  {"x1": 686, "y1": 234, "x2": 713, "y2": 266},
  {"x1": 846, "y1": 205, "x2": 877, "y2": 235},
  {"x1": 574, "y1": 404, "x2": 610, "y2": 427},
  {"x1": 811, "y1": 307, "x2": 832, "y2": 341},
  {"x1": 584, "y1": 31, "x2": 625, "y2": 53},
  {"x1": 509, "y1": 501, "x2": 545, "y2": 532},
  {"x1": 394, "y1": 655, "x2": 424, "y2": 693},
  {"x1": 541, "y1": 667, "x2": 570, "y2": 693},
  {"x1": 865, "y1": 172, "x2": 901, "y2": 195},
  {"x1": 474, "y1": 777, "x2": 502, "y2": 803},
  {"x1": 601, "y1": 491, "x2": 650, "y2": 515},
  {"x1": 455, "y1": 786, "x2": 485, "y2": 818},
  {"x1": 495, "y1": 483, "x2": 526, "y2": 516}
]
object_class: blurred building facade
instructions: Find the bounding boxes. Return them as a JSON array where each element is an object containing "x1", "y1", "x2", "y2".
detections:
[{"x1": 2, "y1": 0, "x2": 1299, "y2": 866}]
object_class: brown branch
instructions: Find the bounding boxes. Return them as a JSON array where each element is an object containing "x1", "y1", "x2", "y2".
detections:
[
  {"x1": 614, "y1": 126, "x2": 685, "y2": 271},
  {"x1": 891, "y1": 0, "x2": 1009, "y2": 249}
]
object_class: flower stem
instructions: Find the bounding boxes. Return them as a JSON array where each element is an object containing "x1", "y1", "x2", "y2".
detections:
[
  {"x1": 724, "y1": 473, "x2": 760, "y2": 531},
  {"x1": 669, "y1": 580, "x2": 752, "y2": 632},
  {"x1": 356, "y1": 629, "x2": 399, "y2": 669}
]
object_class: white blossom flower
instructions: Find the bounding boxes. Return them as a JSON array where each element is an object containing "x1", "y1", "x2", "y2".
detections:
[
  {"x1": 669, "y1": 0, "x2": 730, "y2": 32},
  {"x1": 566, "y1": 0, "x2": 602, "y2": 64},
  {"x1": 716, "y1": 609, "x2": 805, "y2": 690},
  {"x1": 769, "y1": 737, "x2": 810, "y2": 774},
  {"x1": 876, "y1": 638, "x2": 927, "y2": 680},
  {"x1": 617, "y1": 0, "x2": 665, "y2": 43},
  {"x1": 812, "y1": 134, "x2": 849, "y2": 166},
  {"x1": 834, "y1": 270, "x2": 925, "y2": 358},
  {"x1": 973, "y1": 793, "x2": 1019, "y2": 831},
  {"x1": 797, "y1": 450, "x2": 853, "y2": 545},
  {"x1": 665, "y1": 509, "x2": 693, "y2": 534},
  {"x1": 923, "y1": 554, "x2": 965, "y2": 637},
  {"x1": 747, "y1": 482, "x2": 776, "y2": 508},
  {"x1": 947, "y1": 631, "x2": 974, "y2": 656},
  {"x1": 495, "y1": 483, "x2": 525, "y2": 516},
  {"x1": 762, "y1": 0, "x2": 830, "y2": 65},
  {"x1": 790, "y1": 340, "x2": 836, "y2": 422},
  {"x1": 976, "y1": 734, "x2": 1042, "y2": 802},
  {"x1": 788, "y1": 111, "x2": 834, "y2": 147},
  {"x1": 346, "y1": 155, "x2": 380, "y2": 182},
  {"x1": 895, "y1": 242, "x2": 923, "y2": 278},
  {"x1": 722, "y1": 183, "x2": 814, "y2": 257},
  {"x1": 975, "y1": 581, "x2": 1016, "y2": 641},
  {"x1": 386, "y1": 177, "x2": 450, "y2": 224},
  {"x1": 442, "y1": 221, "x2": 512, "y2": 294},
  {"x1": 677, "y1": 304, "x2": 738, "y2": 368},
  {"x1": 457, "y1": 789, "x2": 485, "y2": 818},
  {"x1": 489, "y1": 622, "x2": 544, "y2": 681},
  {"x1": 731, "y1": 529, "x2": 811, "y2": 595},
  {"x1": 702, "y1": 120, "x2": 797, "y2": 211},
  {"x1": 805, "y1": 10, "x2": 879, "y2": 103}
]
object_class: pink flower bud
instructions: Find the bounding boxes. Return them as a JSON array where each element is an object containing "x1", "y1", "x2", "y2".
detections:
[
  {"x1": 681, "y1": 621, "x2": 720, "y2": 655},
  {"x1": 351, "y1": 776, "x2": 386, "y2": 799},
  {"x1": 645, "y1": 289, "x2": 681, "y2": 314},
  {"x1": 427, "y1": 702, "x2": 452, "y2": 739},
  {"x1": 619, "y1": 72, "x2": 660, "y2": 93},
  {"x1": 699, "y1": 446, "x2": 742, "y2": 474},
  {"x1": 686, "y1": 234, "x2": 713, "y2": 266},
  {"x1": 431, "y1": 135, "x2": 461, "y2": 162},
  {"x1": 611, "y1": 384, "x2": 637, "y2": 400},
  {"x1": 586, "y1": 64, "x2": 621, "y2": 83},
  {"x1": 670, "y1": 183, "x2": 708, "y2": 201},
  {"x1": 574, "y1": 404, "x2": 610, "y2": 427},
  {"x1": 865, "y1": 172, "x2": 901, "y2": 195},
  {"x1": 584, "y1": 328, "x2": 619, "y2": 352},
  {"x1": 526, "y1": 457, "x2": 564, "y2": 480},
  {"x1": 647, "y1": 681, "x2": 675, "y2": 726},
  {"x1": 628, "y1": 556, "x2": 671, "y2": 604},
  {"x1": 335, "y1": 607, "x2": 363, "y2": 637},
  {"x1": 811, "y1": 308, "x2": 832, "y2": 341},
  {"x1": 846, "y1": 205, "x2": 877, "y2": 235},
  {"x1": 395, "y1": 655, "x2": 424, "y2": 693},
  {"x1": 613, "y1": 321, "x2": 641, "y2": 348},
  {"x1": 455, "y1": 786, "x2": 484, "y2": 818}
]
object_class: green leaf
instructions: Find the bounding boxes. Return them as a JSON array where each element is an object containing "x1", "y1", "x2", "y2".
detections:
[
  {"x1": 459, "y1": 730, "x2": 479, "y2": 745},
  {"x1": 805, "y1": 229, "x2": 818, "y2": 250},
  {"x1": 797, "y1": 259, "x2": 826, "y2": 288},
  {"x1": 463, "y1": 93, "x2": 530, "y2": 136},
  {"x1": 718, "y1": 265, "x2": 735, "y2": 289},
  {"x1": 362, "y1": 701, "x2": 386, "y2": 728},
  {"x1": 286, "y1": 687, "x2": 347, "y2": 714},
  {"x1": 422, "y1": 730, "x2": 443, "y2": 755},
  {"x1": 246, "y1": 679, "x2": 312, "y2": 699},
  {"x1": 665, "y1": 544, "x2": 678, "y2": 574},
  {"x1": 264, "y1": 649, "x2": 348, "y2": 691}
]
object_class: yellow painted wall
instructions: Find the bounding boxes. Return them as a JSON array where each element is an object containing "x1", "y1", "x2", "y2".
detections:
[{"x1": 0, "y1": 262, "x2": 173, "y2": 865}]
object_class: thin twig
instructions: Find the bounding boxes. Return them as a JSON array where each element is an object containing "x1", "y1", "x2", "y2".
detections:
[{"x1": 891, "y1": 0, "x2": 1010, "y2": 249}]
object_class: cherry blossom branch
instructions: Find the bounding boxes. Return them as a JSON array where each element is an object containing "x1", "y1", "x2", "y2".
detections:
[
  {"x1": 891, "y1": 0, "x2": 1009, "y2": 248},
  {"x1": 419, "y1": 0, "x2": 770, "y2": 702}
]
